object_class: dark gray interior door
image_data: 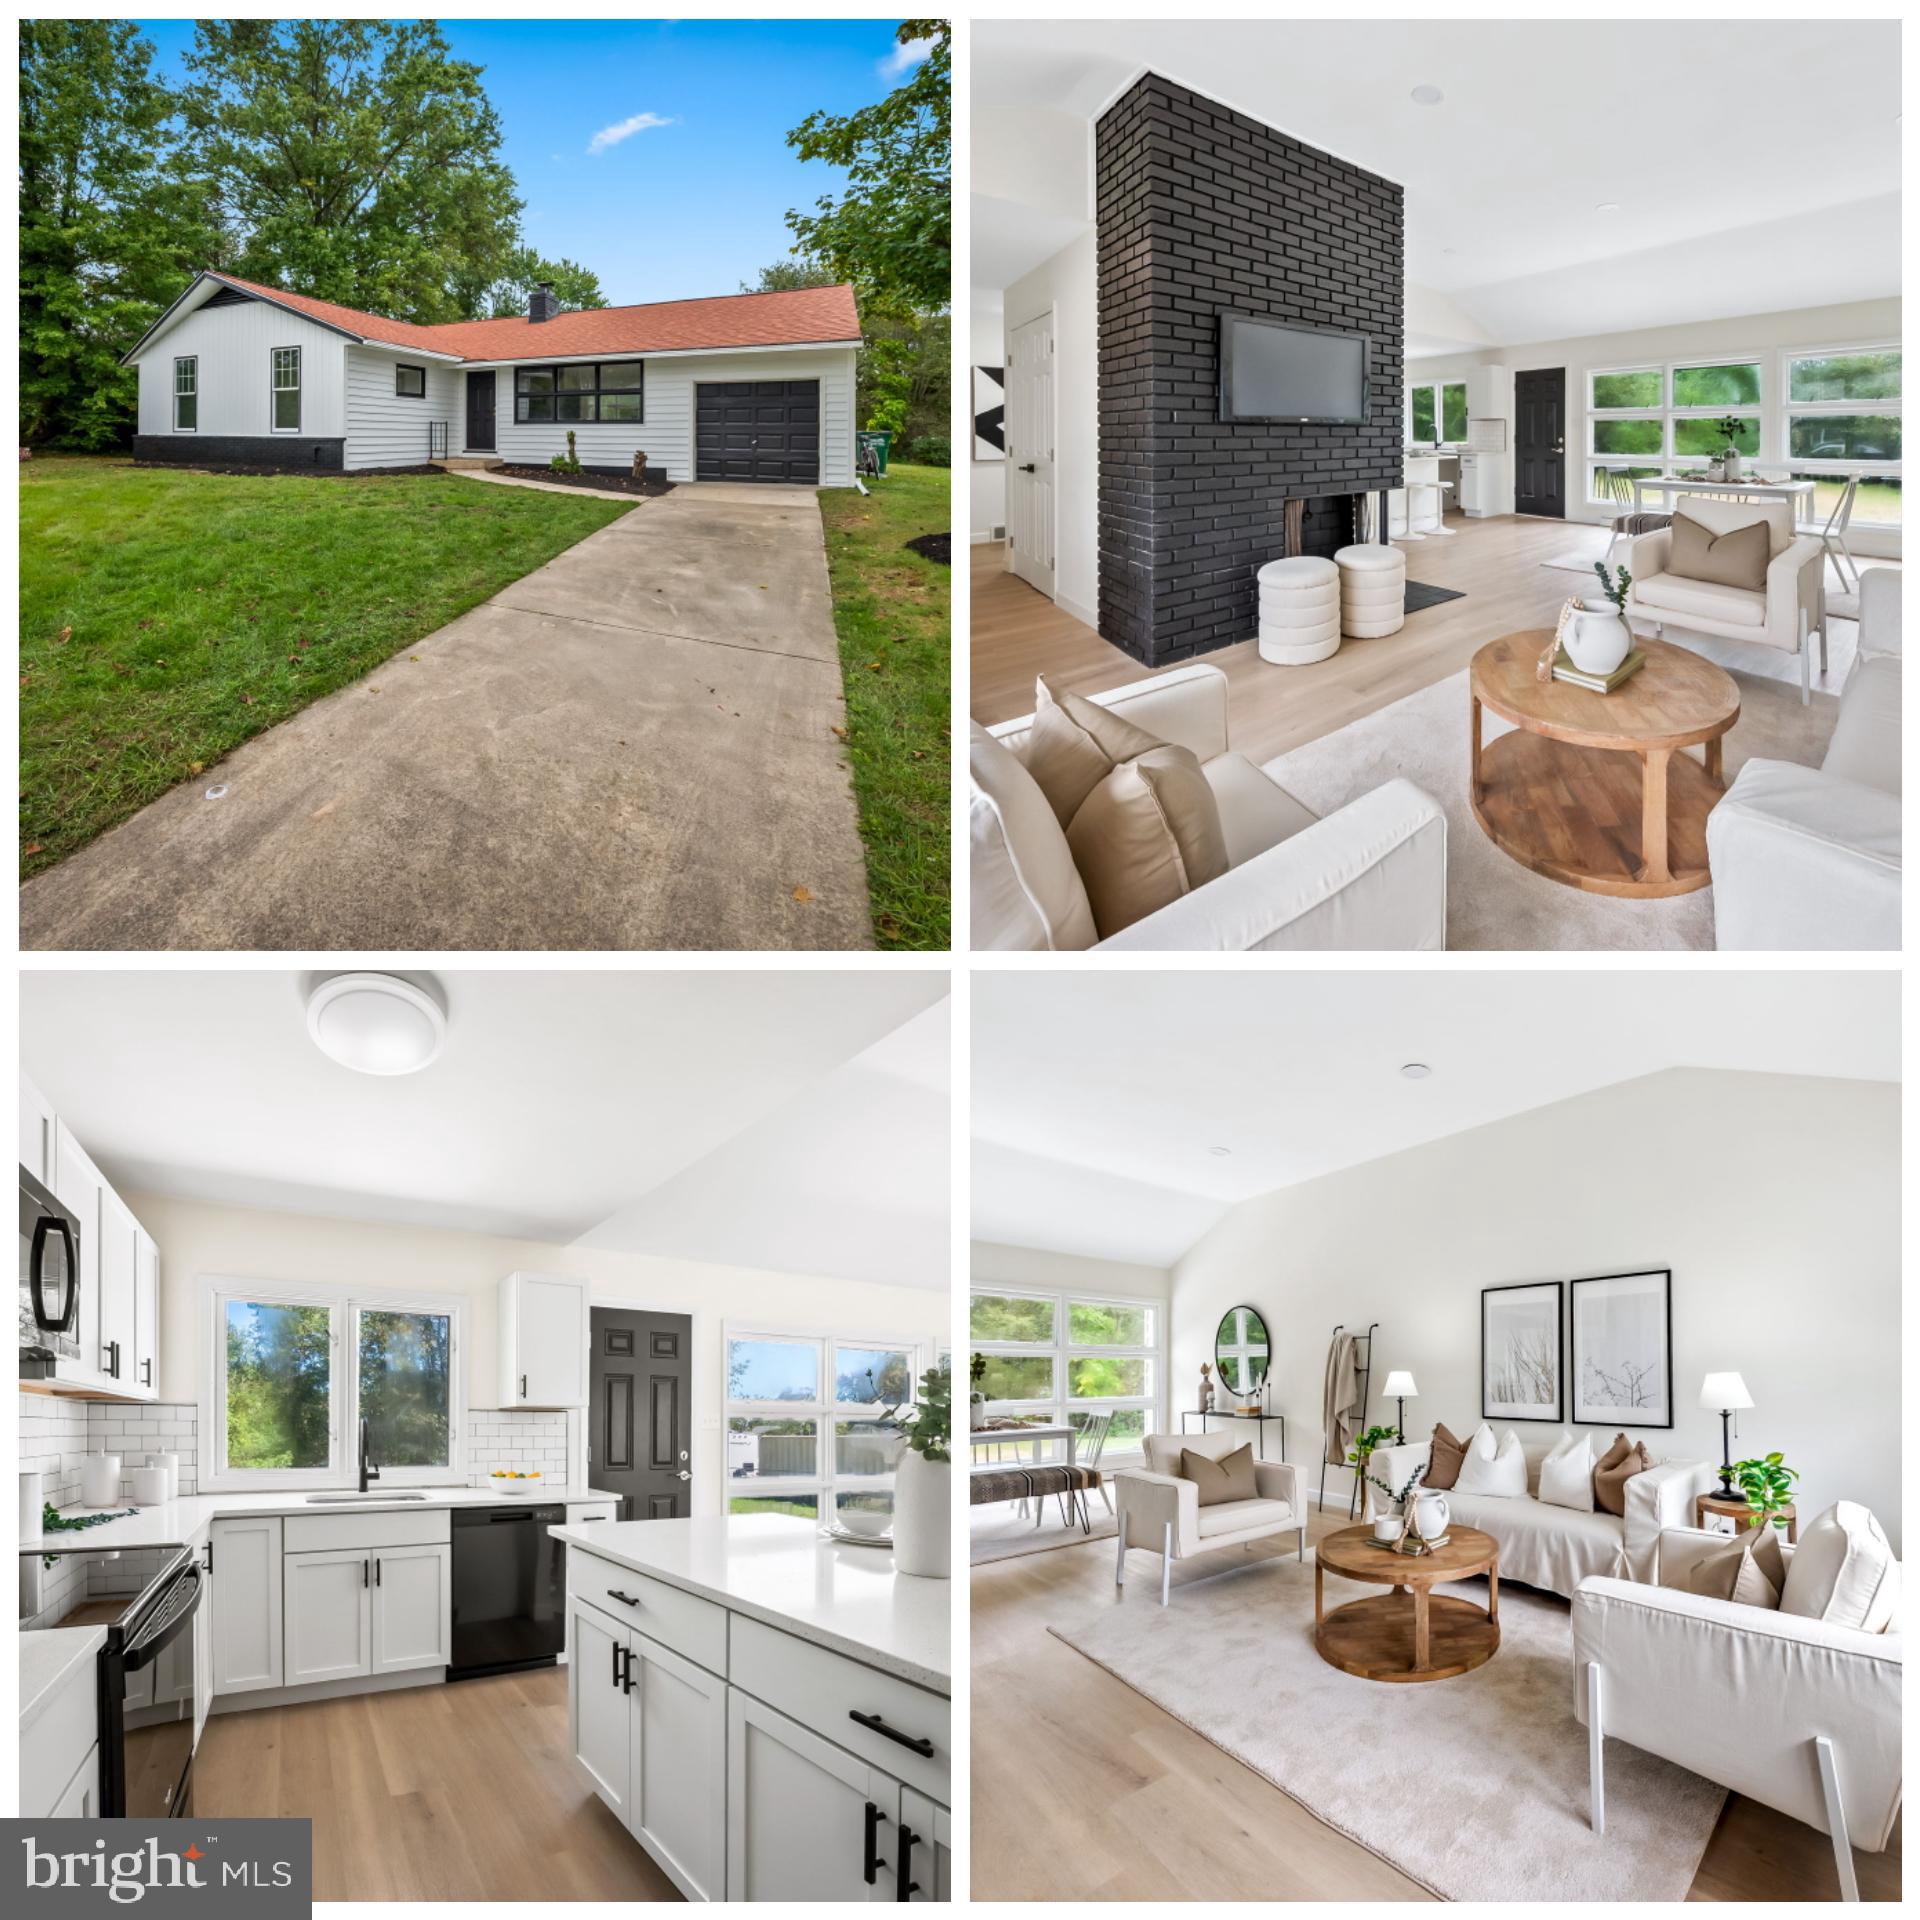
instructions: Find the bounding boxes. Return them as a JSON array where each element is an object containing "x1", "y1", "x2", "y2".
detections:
[
  {"x1": 589, "y1": 1308, "x2": 692, "y2": 1521},
  {"x1": 466, "y1": 371, "x2": 496, "y2": 453},
  {"x1": 1514, "y1": 367, "x2": 1566, "y2": 518},
  {"x1": 695, "y1": 380, "x2": 820, "y2": 483}
]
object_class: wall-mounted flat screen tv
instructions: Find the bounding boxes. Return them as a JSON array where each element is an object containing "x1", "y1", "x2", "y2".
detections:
[{"x1": 1218, "y1": 314, "x2": 1370, "y2": 424}]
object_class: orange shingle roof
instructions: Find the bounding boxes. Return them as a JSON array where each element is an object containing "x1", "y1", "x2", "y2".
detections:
[{"x1": 212, "y1": 273, "x2": 861, "y2": 362}]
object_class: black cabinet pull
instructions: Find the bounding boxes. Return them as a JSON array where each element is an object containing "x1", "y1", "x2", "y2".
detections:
[
  {"x1": 621, "y1": 1645, "x2": 636, "y2": 1694},
  {"x1": 362, "y1": 1557, "x2": 369, "y2": 1588},
  {"x1": 611, "y1": 1638, "x2": 622, "y2": 1689},
  {"x1": 850, "y1": 1710, "x2": 935, "y2": 1758},
  {"x1": 896, "y1": 1824, "x2": 921, "y2": 1900},
  {"x1": 608, "y1": 1589, "x2": 642, "y2": 1609},
  {"x1": 520, "y1": 1374, "x2": 528, "y2": 1400},
  {"x1": 375, "y1": 1556, "x2": 382, "y2": 1587},
  {"x1": 141, "y1": 1358, "x2": 152, "y2": 1386},
  {"x1": 863, "y1": 1801, "x2": 883, "y2": 1886}
]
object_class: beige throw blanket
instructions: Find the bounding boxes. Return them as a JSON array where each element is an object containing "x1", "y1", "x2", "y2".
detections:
[{"x1": 1322, "y1": 1333, "x2": 1364, "y2": 1466}]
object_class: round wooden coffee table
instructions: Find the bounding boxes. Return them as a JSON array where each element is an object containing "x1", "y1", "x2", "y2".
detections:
[
  {"x1": 1314, "y1": 1523, "x2": 1500, "y2": 1683},
  {"x1": 1469, "y1": 632, "x2": 1740, "y2": 898}
]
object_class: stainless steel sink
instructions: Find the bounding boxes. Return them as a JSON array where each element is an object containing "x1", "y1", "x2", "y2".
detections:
[{"x1": 304, "y1": 1491, "x2": 430, "y2": 1503}]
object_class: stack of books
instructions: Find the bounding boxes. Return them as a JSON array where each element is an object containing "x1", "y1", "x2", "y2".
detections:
[{"x1": 1552, "y1": 647, "x2": 1646, "y2": 694}]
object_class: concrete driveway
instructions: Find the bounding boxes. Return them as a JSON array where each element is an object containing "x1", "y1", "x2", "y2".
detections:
[{"x1": 21, "y1": 485, "x2": 874, "y2": 950}]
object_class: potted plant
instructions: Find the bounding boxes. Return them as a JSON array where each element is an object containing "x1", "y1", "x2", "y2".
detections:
[
  {"x1": 1731, "y1": 1452, "x2": 1799, "y2": 1532},
  {"x1": 1345, "y1": 1422, "x2": 1399, "y2": 1483},
  {"x1": 877, "y1": 1363, "x2": 951, "y2": 1578},
  {"x1": 1364, "y1": 1462, "x2": 1428, "y2": 1545},
  {"x1": 968, "y1": 1352, "x2": 989, "y2": 1429},
  {"x1": 1716, "y1": 415, "x2": 1746, "y2": 481}
]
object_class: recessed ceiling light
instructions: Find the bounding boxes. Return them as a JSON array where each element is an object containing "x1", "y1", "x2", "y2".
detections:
[
  {"x1": 1595, "y1": 201, "x2": 1622, "y2": 214},
  {"x1": 307, "y1": 972, "x2": 447, "y2": 1076},
  {"x1": 1442, "y1": 247, "x2": 1457, "y2": 256},
  {"x1": 1399, "y1": 1063, "x2": 1433, "y2": 1081},
  {"x1": 1410, "y1": 85, "x2": 1444, "y2": 107},
  {"x1": 1208, "y1": 1145, "x2": 1232, "y2": 1157}
]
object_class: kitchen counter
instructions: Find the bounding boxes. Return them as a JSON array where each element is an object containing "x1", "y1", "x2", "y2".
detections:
[
  {"x1": 20, "y1": 1626, "x2": 107, "y2": 1733},
  {"x1": 553, "y1": 1513, "x2": 949, "y2": 1695},
  {"x1": 26, "y1": 1485, "x2": 617, "y2": 1556}
]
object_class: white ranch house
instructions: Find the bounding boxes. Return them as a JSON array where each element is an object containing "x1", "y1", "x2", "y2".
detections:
[{"x1": 123, "y1": 271, "x2": 863, "y2": 486}]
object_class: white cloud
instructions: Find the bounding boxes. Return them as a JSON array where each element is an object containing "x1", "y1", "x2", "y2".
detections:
[
  {"x1": 587, "y1": 111, "x2": 674, "y2": 155},
  {"x1": 877, "y1": 36, "x2": 935, "y2": 79}
]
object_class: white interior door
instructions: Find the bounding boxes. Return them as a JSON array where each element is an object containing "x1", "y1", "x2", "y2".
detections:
[{"x1": 1006, "y1": 310, "x2": 1056, "y2": 600}]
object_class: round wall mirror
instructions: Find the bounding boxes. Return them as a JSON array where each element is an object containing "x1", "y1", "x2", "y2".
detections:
[{"x1": 1214, "y1": 1305, "x2": 1270, "y2": 1397}]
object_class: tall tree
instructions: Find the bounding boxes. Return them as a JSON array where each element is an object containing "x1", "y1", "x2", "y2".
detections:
[
  {"x1": 19, "y1": 20, "x2": 217, "y2": 448},
  {"x1": 456, "y1": 247, "x2": 608, "y2": 320},
  {"x1": 785, "y1": 20, "x2": 949, "y2": 315},
  {"x1": 739, "y1": 258, "x2": 840, "y2": 294},
  {"x1": 180, "y1": 19, "x2": 524, "y2": 323}
]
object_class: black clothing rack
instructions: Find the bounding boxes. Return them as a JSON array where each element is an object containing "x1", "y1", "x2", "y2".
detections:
[{"x1": 1318, "y1": 1321, "x2": 1379, "y2": 1519}]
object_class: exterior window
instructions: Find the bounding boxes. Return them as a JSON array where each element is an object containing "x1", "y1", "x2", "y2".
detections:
[
  {"x1": 969, "y1": 1287, "x2": 1162, "y2": 1462},
  {"x1": 1405, "y1": 381, "x2": 1466, "y2": 447},
  {"x1": 173, "y1": 357, "x2": 197, "y2": 432},
  {"x1": 1787, "y1": 347, "x2": 1901, "y2": 526},
  {"x1": 271, "y1": 347, "x2": 301, "y2": 432},
  {"x1": 514, "y1": 361, "x2": 644, "y2": 425},
  {"x1": 395, "y1": 364, "x2": 426, "y2": 398}
]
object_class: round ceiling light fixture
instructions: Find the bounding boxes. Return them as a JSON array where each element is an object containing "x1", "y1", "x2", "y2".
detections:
[
  {"x1": 306, "y1": 972, "x2": 447, "y2": 1076},
  {"x1": 1399, "y1": 1062, "x2": 1433, "y2": 1081},
  {"x1": 1410, "y1": 84, "x2": 1444, "y2": 107}
]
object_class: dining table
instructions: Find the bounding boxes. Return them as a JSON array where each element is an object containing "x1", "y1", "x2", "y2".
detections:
[
  {"x1": 967, "y1": 1422, "x2": 1078, "y2": 1468},
  {"x1": 1628, "y1": 473, "x2": 1820, "y2": 528}
]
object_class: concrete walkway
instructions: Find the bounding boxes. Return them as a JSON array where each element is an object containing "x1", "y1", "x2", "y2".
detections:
[
  {"x1": 21, "y1": 485, "x2": 874, "y2": 950},
  {"x1": 449, "y1": 468, "x2": 656, "y2": 502}
]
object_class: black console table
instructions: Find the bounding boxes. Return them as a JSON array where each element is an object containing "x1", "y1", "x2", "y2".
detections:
[{"x1": 1179, "y1": 1409, "x2": 1287, "y2": 1460}]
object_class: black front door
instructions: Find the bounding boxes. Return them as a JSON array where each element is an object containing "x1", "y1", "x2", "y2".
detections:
[
  {"x1": 1514, "y1": 368, "x2": 1566, "y2": 518},
  {"x1": 588, "y1": 1308, "x2": 692, "y2": 1522},
  {"x1": 694, "y1": 380, "x2": 820, "y2": 483},
  {"x1": 465, "y1": 370, "x2": 496, "y2": 453}
]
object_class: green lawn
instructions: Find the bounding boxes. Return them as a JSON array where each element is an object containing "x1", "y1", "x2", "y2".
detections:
[
  {"x1": 20, "y1": 455, "x2": 627, "y2": 878},
  {"x1": 817, "y1": 461, "x2": 951, "y2": 950}
]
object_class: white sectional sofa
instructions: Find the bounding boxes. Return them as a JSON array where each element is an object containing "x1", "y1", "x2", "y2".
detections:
[{"x1": 1364, "y1": 1433, "x2": 1714, "y2": 1597}]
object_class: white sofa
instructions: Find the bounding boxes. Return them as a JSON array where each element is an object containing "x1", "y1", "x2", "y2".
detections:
[
  {"x1": 971, "y1": 664, "x2": 1446, "y2": 950},
  {"x1": 1623, "y1": 495, "x2": 1827, "y2": 702},
  {"x1": 1707, "y1": 566, "x2": 1901, "y2": 950},
  {"x1": 1114, "y1": 1429, "x2": 1306, "y2": 1605},
  {"x1": 1573, "y1": 1522, "x2": 1902, "y2": 1900},
  {"x1": 1364, "y1": 1434, "x2": 1713, "y2": 1596}
]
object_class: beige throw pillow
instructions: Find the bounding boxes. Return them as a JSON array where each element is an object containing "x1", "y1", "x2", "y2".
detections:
[
  {"x1": 1593, "y1": 1434, "x2": 1653, "y2": 1516},
  {"x1": 967, "y1": 722, "x2": 1097, "y2": 950},
  {"x1": 1179, "y1": 1443, "x2": 1257, "y2": 1507},
  {"x1": 1662, "y1": 1525, "x2": 1786, "y2": 1609},
  {"x1": 1423, "y1": 1423, "x2": 1468, "y2": 1490},
  {"x1": 1066, "y1": 746, "x2": 1229, "y2": 938},
  {"x1": 1780, "y1": 1501, "x2": 1902, "y2": 1632},
  {"x1": 1023, "y1": 679, "x2": 1165, "y2": 826},
  {"x1": 1669, "y1": 510, "x2": 1771, "y2": 593}
]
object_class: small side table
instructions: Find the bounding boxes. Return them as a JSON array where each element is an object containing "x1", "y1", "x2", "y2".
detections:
[
  {"x1": 1179, "y1": 1409, "x2": 1286, "y2": 1460},
  {"x1": 1695, "y1": 1492, "x2": 1797, "y2": 1542}
]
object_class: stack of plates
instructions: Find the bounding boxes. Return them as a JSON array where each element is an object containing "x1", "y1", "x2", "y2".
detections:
[{"x1": 820, "y1": 1522, "x2": 893, "y2": 1550}]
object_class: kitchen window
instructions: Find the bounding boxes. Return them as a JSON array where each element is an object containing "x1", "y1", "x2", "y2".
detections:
[
  {"x1": 513, "y1": 360, "x2": 644, "y2": 425},
  {"x1": 724, "y1": 1328, "x2": 921, "y2": 1525},
  {"x1": 969, "y1": 1286, "x2": 1161, "y2": 1462},
  {"x1": 271, "y1": 347, "x2": 301, "y2": 432},
  {"x1": 1406, "y1": 380, "x2": 1467, "y2": 447},
  {"x1": 395, "y1": 364, "x2": 426, "y2": 398},
  {"x1": 202, "y1": 1277, "x2": 464, "y2": 1491},
  {"x1": 173, "y1": 357, "x2": 197, "y2": 432}
]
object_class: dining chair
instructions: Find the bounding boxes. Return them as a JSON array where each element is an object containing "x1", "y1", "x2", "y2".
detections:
[
  {"x1": 1818, "y1": 477, "x2": 1862, "y2": 593},
  {"x1": 1074, "y1": 1410, "x2": 1116, "y2": 1519},
  {"x1": 1603, "y1": 469, "x2": 1671, "y2": 568}
]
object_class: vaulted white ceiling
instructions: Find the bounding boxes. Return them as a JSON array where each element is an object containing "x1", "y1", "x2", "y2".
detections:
[
  {"x1": 21, "y1": 970, "x2": 949, "y2": 1287},
  {"x1": 972, "y1": 971, "x2": 1900, "y2": 1267},
  {"x1": 973, "y1": 20, "x2": 1902, "y2": 343}
]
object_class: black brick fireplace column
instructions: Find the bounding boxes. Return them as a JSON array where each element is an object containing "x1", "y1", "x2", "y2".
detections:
[{"x1": 1095, "y1": 74, "x2": 1406, "y2": 668}]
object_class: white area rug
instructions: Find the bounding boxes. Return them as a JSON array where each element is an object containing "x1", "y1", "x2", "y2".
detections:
[
  {"x1": 1052, "y1": 1554, "x2": 1725, "y2": 1902},
  {"x1": 1263, "y1": 666, "x2": 1839, "y2": 950},
  {"x1": 971, "y1": 1501, "x2": 1117, "y2": 1565},
  {"x1": 1542, "y1": 547, "x2": 1610, "y2": 575}
]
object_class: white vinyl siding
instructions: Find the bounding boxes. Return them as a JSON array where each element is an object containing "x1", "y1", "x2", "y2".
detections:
[
  {"x1": 134, "y1": 294, "x2": 347, "y2": 441},
  {"x1": 485, "y1": 346, "x2": 858, "y2": 485},
  {"x1": 343, "y1": 346, "x2": 462, "y2": 470}
]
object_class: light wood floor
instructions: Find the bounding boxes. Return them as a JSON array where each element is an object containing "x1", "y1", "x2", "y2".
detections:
[
  {"x1": 194, "y1": 1666, "x2": 680, "y2": 1901},
  {"x1": 971, "y1": 519, "x2": 1877, "y2": 764},
  {"x1": 971, "y1": 1502, "x2": 1901, "y2": 1903}
]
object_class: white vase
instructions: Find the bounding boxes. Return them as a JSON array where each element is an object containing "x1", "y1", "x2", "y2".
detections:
[
  {"x1": 1413, "y1": 1489, "x2": 1450, "y2": 1542},
  {"x1": 80, "y1": 1453, "x2": 121, "y2": 1508},
  {"x1": 1723, "y1": 450, "x2": 1742, "y2": 481},
  {"x1": 1564, "y1": 599, "x2": 1632, "y2": 675},
  {"x1": 892, "y1": 1448, "x2": 950, "y2": 1579}
]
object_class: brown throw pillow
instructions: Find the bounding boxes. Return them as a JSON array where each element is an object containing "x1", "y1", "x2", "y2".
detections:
[
  {"x1": 1423, "y1": 1422, "x2": 1468, "y2": 1491},
  {"x1": 1023, "y1": 678, "x2": 1165, "y2": 826},
  {"x1": 1179, "y1": 1443, "x2": 1258, "y2": 1507},
  {"x1": 1593, "y1": 1435, "x2": 1653, "y2": 1516},
  {"x1": 1668, "y1": 510, "x2": 1770, "y2": 593},
  {"x1": 1066, "y1": 746, "x2": 1230, "y2": 937},
  {"x1": 1662, "y1": 1526, "x2": 1786, "y2": 1609}
]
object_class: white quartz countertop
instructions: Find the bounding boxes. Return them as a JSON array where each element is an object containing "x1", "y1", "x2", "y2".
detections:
[
  {"x1": 20, "y1": 1626, "x2": 107, "y2": 1733},
  {"x1": 26, "y1": 1485, "x2": 617, "y2": 1555},
  {"x1": 554, "y1": 1514, "x2": 950, "y2": 1695}
]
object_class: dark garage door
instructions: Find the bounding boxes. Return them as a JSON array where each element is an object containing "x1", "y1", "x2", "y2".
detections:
[{"x1": 695, "y1": 380, "x2": 820, "y2": 484}]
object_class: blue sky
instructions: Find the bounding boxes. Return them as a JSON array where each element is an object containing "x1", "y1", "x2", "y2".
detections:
[{"x1": 134, "y1": 19, "x2": 929, "y2": 304}]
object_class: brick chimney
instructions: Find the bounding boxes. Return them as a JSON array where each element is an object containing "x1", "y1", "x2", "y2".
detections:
[{"x1": 528, "y1": 282, "x2": 558, "y2": 323}]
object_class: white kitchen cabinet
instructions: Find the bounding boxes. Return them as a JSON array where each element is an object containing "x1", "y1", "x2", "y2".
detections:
[
  {"x1": 49, "y1": 1742, "x2": 100, "y2": 1818},
  {"x1": 570, "y1": 1598, "x2": 633, "y2": 1821},
  {"x1": 20, "y1": 1072, "x2": 55, "y2": 1185},
  {"x1": 499, "y1": 1270, "x2": 589, "y2": 1408},
  {"x1": 370, "y1": 1542, "x2": 452, "y2": 1674},
  {"x1": 901, "y1": 1789, "x2": 950, "y2": 1902},
  {"x1": 98, "y1": 1190, "x2": 139, "y2": 1394},
  {"x1": 49, "y1": 1120, "x2": 106, "y2": 1390},
  {"x1": 210, "y1": 1516, "x2": 283, "y2": 1695},
  {"x1": 629, "y1": 1628, "x2": 728, "y2": 1901},
  {"x1": 133, "y1": 1230, "x2": 160, "y2": 1400},
  {"x1": 20, "y1": 1639, "x2": 99, "y2": 1818},
  {"x1": 285, "y1": 1548, "x2": 375, "y2": 1685}
]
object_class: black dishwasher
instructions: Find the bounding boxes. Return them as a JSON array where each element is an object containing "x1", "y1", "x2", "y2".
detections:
[{"x1": 449, "y1": 1504, "x2": 566, "y2": 1680}]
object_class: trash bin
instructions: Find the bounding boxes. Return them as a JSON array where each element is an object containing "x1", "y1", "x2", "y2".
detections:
[{"x1": 857, "y1": 430, "x2": 892, "y2": 477}]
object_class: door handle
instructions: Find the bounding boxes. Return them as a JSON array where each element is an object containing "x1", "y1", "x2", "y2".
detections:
[
  {"x1": 863, "y1": 1801, "x2": 883, "y2": 1886},
  {"x1": 1018, "y1": 463, "x2": 1036, "y2": 473},
  {"x1": 850, "y1": 1710, "x2": 936, "y2": 1758},
  {"x1": 896, "y1": 1824, "x2": 921, "y2": 1900},
  {"x1": 676, "y1": 1470, "x2": 691, "y2": 1482}
]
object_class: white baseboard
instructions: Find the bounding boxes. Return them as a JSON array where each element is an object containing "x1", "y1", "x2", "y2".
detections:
[
  {"x1": 209, "y1": 1664, "x2": 446, "y2": 1716},
  {"x1": 970, "y1": 530, "x2": 1002, "y2": 545},
  {"x1": 1056, "y1": 592, "x2": 1099, "y2": 629}
]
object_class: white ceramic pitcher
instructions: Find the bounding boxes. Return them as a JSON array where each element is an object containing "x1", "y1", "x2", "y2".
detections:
[
  {"x1": 1564, "y1": 599, "x2": 1632, "y2": 676},
  {"x1": 1412, "y1": 1488, "x2": 1451, "y2": 1543}
]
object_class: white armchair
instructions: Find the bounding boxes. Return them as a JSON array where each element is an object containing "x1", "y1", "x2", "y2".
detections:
[
  {"x1": 1623, "y1": 496, "x2": 1826, "y2": 702},
  {"x1": 971, "y1": 664, "x2": 1446, "y2": 951},
  {"x1": 1573, "y1": 1526, "x2": 1902, "y2": 1900},
  {"x1": 1113, "y1": 1430, "x2": 1306, "y2": 1605}
]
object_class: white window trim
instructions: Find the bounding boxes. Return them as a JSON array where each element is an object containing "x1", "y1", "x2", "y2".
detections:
[
  {"x1": 1405, "y1": 377, "x2": 1468, "y2": 449},
  {"x1": 270, "y1": 345, "x2": 301, "y2": 434},
  {"x1": 723, "y1": 1321, "x2": 933, "y2": 1521},
  {"x1": 198, "y1": 1272, "x2": 467, "y2": 1492},
  {"x1": 172, "y1": 356, "x2": 197, "y2": 434}
]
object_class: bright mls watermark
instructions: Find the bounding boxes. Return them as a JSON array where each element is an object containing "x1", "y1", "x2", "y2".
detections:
[{"x1": 10, "y1": 1821, "x2": 310, "y2": 1914}]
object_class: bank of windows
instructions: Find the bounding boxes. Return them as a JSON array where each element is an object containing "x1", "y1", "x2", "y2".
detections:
[
  {"x1": 1586, "y1": 347, "x2": 1900, "y2": 524},
  {"x1": 513, "y1": 361, "x2": 645, "y2": 424},
  {"x1": 967, "y1": 1289, "x2": 1160, "y2": 1462}
]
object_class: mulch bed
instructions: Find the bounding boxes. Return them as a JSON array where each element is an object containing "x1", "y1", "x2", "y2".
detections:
[
  {"x1": 905, "y1": 530, "x2": 950, "y2": 566},
  {"x1": 497, "y1": 465, "x2": 674, "y2": 498}
]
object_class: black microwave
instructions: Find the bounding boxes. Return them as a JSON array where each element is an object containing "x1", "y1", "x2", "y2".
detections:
[{"x1": 20, "y1": 1164, "x2": 81, "y2": 1377}]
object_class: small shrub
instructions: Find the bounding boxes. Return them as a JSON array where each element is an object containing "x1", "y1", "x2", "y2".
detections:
[
  {"x1": 911, "y1": 435, "x2": 951, "y2": 469},
  {"x1": 549, "y1": 429, "x2": 583, "y2": 477}
]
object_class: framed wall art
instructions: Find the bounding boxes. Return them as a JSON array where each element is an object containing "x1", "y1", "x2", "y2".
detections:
[
  {"x1": 1481, "y1": 1280, "x2": 1563, "y2": 1422},
  {"x1": 1569, "y1": 1269, "x2": 1673, "y2": 1428},
  {"x1": 973, "y1": 364, "x2": 1005, "y2": 461}
]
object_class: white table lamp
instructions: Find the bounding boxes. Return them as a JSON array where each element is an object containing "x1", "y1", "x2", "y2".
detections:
[
  {"x1": 1699, "y1": 1371, "x2": 1753, "y2": 1498},
  {"x1": 1382, "y1": 1370, "x2": 1418, "y2": 1441}
]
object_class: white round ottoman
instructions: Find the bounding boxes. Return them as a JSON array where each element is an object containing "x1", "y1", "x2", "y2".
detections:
[
  {"x1": 1256, "y1": 555, "x2": 1340, "y2": 665},
  {"x1": 1335, "y1": 543, "x2": 1408, "y2": 639}
]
